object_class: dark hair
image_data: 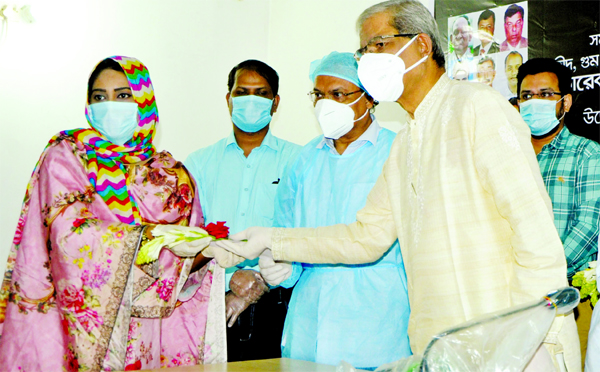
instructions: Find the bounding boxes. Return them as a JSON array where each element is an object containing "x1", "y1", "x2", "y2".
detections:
[
  {"x1": 504, "y1": 4, "x2": 524, "y2": 21},
  {"x1": 508, "y1": 96, "x2": 519, "y2": 106},
  {"x1": 87, "y1": 58, "x2": 125, "y2": 103},
  {"x1": 516, "y1": 58, "x2": 573, "y2": 96},
  {"x1": 227, "y1": 60, "x2": 279, "y2": 96},
  {"x1": 478, "y1": 9, "x2": 495, "y2": 26}
]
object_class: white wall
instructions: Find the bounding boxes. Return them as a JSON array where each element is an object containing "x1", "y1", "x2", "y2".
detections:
[{"x1": 0, "y1": 0, "x2": 433, "y2": 274}]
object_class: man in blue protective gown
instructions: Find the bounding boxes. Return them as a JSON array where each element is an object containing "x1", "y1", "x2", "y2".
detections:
[
  {"x1": 259, "y1": 52, "x2": 411, "y2": 370},
  {"x1": 185, "y1": 60, "x2": 301, "y2": 361}
]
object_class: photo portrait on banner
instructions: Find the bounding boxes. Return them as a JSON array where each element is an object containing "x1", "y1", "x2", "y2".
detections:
[
  {"x1": 438, "y1": 0, "x2": 598, "y2": 142},
  {"x1": 446, "y1": 1, "x2": 529, "y2": 100}
]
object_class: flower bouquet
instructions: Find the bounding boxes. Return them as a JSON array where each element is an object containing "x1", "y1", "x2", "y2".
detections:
[
  {"x1": 136, "y1": 222, "x2": 229, "y2": 265},
  {"x1": 571, "y1": 260, "x2": 598, "y2": 307}
]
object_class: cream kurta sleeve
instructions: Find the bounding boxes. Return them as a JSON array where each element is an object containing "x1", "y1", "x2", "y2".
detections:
[{"x1": 271, "y1": 157, "x2": 398, "y2": 264}]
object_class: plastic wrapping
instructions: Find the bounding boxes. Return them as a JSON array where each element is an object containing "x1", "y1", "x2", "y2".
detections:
[
  {"x1": 225, "y1": 292, "x2": 250, "y2": 328},
  {"x1": 229, "y1": 269, "x2": 269, "y2": 303},
  {"x1": 369, "y1": 287, "x2": 579, "y2": 372},
  {"x1": 225, "y1": 269, "x2": 270, "y2": 327}
]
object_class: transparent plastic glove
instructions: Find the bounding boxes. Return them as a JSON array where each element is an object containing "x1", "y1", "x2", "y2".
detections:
[
  {"x1": 215, "y1": 227, "x2": 273, "y2": 260},
  {"x1": 259, "y1": 250, "x2": 292, "y2": 286},
  {"x1": 202, "y1": 241, "x2": 246, "y2": 268},
  {"x1": 229, "y1": 269, "x2": 269, "y2": 303},
  {"x1": 225, "y1": 292, "x2": 250, "y2": 328}
]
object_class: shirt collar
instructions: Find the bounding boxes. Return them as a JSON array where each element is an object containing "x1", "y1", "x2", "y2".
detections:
[
  {"x1": 225, "y1": 128, "x2": 279, "y2": 151},
  {"x1": 413, "y1": 74, "x2": 451, "y2": 122},
  {"x1": 482, "y1": 41, "x2": 493, "y2": 53},
  {"x1": 504, "y1": 39, "x2": 522, "y2": 51},
  {"x1": 546, "y1": 125, "x2": 570, "y2": 150},
  {"x1": 317, "y1": 114, "x2": 380, "y2": 151}
]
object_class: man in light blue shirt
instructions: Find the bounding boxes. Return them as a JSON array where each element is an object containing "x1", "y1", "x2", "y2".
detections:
[
  {"x1": 260, "y1": 52, "x2": 411, "y2": 370},
  {"x1": 185, "y1": 60, "x2": 300, "y2": 361}
]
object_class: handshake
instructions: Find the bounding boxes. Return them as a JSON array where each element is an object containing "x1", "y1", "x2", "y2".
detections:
[
  {"x1": 146, "y1": 225, "x2": 291, "y2": 326},
  {"x1": 215, "y1": 227, "x2": 294, "y2": 327},
  {"x1": 144, "y1": 225, "x2": 277, "y2": 269},
  {"x1": 215, "y1": 226, "x2": 293, "y2": 286}
]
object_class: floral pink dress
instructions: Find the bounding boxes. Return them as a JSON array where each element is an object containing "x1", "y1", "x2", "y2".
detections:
[{"x1": 0, "y1": 136, "x2": 226, "y2": 371}]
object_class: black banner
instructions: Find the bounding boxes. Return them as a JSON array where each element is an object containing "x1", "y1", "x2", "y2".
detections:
[{"x1": 436, "y1": 0, "x2": 600, "y2": 142}]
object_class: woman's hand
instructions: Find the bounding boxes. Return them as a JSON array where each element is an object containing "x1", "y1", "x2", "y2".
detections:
[{"x1": 138, "y1": 224, "x2": 213, "y2": 267}]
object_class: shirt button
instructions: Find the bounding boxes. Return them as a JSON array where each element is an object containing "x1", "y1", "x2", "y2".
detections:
[
  {"x1": 244, "y1": 188, "x2": 249, "y2": 191},
  {"x1": 246, "y1": 165, "x2": 251, "y2": 168},
  {"x1": 241, "y1": 213, "x2": 245, "y2": 216}
]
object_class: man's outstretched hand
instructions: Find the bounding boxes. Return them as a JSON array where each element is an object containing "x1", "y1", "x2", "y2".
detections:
[{"x1": 215, "y1": 226, "x2": 274, "y2": 260}]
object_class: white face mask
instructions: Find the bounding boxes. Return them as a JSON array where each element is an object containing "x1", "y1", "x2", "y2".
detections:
[
  {"x1": 89, "y1": 101, "x2": 139, "y2": 145},
  {"x1": 314, "y1": 92, "x2": 368, "y2": 139},
  {"x1": 357, "y1": 34, "x2": 429, "y2": 102}
]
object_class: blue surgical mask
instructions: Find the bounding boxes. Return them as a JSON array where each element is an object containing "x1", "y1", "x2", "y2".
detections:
[
  {"x1": 89, "y1": 102, "x2": 139, "y2": 145},
  {"x1": 519, "y1": 98, "x2": 564, "y2": 136},
  {"x1": 231, "y1": 95, "x2": 274, "y2": 133}
]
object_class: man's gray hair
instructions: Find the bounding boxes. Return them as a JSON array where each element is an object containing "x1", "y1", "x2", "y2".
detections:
[{"x1": 357, "y1": 0, "x2": 445, "y2": 67}]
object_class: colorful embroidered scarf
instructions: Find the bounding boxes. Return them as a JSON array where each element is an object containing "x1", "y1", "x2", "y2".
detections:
[{"x1": 50, "y1": 56, "x2": 158, "y2": 225}]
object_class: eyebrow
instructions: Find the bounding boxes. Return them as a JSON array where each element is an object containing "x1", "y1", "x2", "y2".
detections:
[
  {"x1": 91, "y1": 87, "x2": 131, "y2": 93},
  {"x1": 237, "y1": 86, "x2": 269, "y2": 90},
  {"x1": 521, "y1": 88, "x2": 554, "y2": 92},
  {"x1": 527, "y1": 87, "x2": 554, "y2": 92},
  {"x1": 234, "y1": 86, "x2": 272, "y2": 94},
  {"x1": 331, "y1": 86, "x2": 358, "y2": 93}
]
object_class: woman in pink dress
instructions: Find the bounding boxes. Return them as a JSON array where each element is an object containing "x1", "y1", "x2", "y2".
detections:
[{"x1": 0, "y1": 56, "x2": 229, "y2": 371}]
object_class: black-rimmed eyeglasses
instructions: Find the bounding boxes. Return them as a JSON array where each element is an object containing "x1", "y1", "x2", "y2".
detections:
[
  {"x1": 519, "y1": 91, "x2": 562, "y2": 102},
  {"x1": 354, "y1": 33, "x2": 418, "y2": 59},
  {"x1": 307, "y1": 89, "x2": 362, "y2": 103}
]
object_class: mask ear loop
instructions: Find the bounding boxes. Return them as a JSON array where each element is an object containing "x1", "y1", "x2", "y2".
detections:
[
  {"x1": 393, "y1": 34, "x2": 429, "y2": 73},
  {"x1": 405, "y1": 54, "x2": 429, "y2": 73},
  {"x1": 394, "y1": 34, "x2": 419, "y2": 57},
  {"x1": 556, "y1": 96, "x2": 566, "y2": 121},
  {"x1": 347, "y1": 92, "x2": 365, "y2": 106},
  {"x1": 353, "y1": 108, "x2": 370, "y2": 123},
  {"x1": 347, "y1": 92, "x2": 369, "y2": 123}
]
